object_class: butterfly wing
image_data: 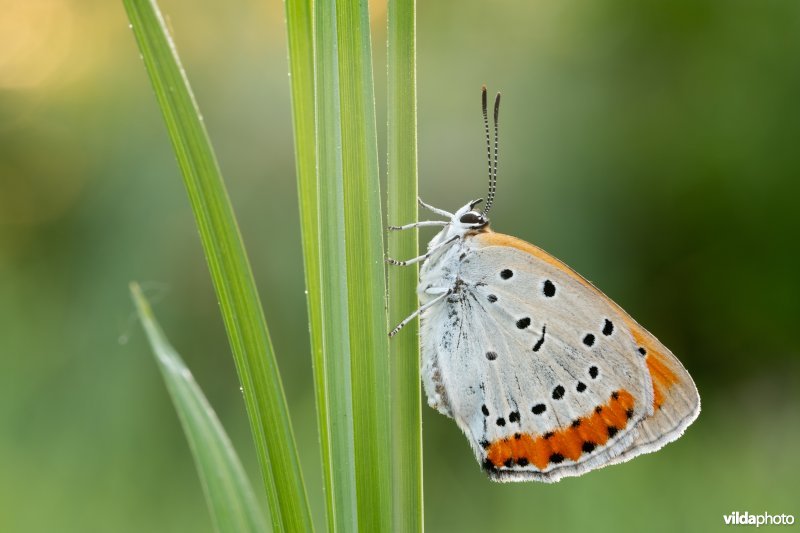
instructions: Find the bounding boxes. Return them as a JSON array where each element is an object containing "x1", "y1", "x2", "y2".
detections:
[
  {"x1": 605, "y1": 320, "x2": 701, "y2": 465},
  {"x1": 471, "y1": 233, "x2": 701, "y2": 467},
  {"x1": 419, "y1": 230, "x2": 699, "y2": 482}
]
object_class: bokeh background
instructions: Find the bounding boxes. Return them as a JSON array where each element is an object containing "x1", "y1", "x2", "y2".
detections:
[{"x1": 2, "y1": 0, "x2": 799, "y2": 531}]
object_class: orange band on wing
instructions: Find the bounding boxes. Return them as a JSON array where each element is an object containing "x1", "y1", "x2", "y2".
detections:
[{"x1": 485, "y1": 390, "x2": 635, "y2": 471}]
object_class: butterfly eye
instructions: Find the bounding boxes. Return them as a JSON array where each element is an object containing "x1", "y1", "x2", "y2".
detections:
[{"x1": 459, "y1": 211, "x2": 485, "y2": 225}]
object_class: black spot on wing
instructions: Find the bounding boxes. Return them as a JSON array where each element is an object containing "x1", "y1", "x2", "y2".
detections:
[
  {"x1": 549, "y1": 453, "x2": 565, "y2": 464},
  {"x1": 552, "y1": 385, "x2": 565, "y2": 400},
  {"x1": 543, "y1": 279, "x2": 556, "y2": 297}
]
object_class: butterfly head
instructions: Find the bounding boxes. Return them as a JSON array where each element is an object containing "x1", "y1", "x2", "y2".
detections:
[{"x1": 453, "y1": 198, "x2": 490, "y2": 232}]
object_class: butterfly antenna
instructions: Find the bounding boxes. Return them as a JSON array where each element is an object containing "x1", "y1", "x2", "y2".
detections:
[
  {"x1": 482, "y1": 89, "x2": 501, "y2": 215},
  {"x1": 481, "y1": 85, "x2": 493, "y2": 215}
]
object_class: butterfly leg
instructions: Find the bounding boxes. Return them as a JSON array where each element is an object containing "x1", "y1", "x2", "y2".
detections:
[
  {"x1": 418, "y1": 197, "x2": 453, "y2": 218},
  {"x1": 388, "y1": 220, "x2": 448, "y2": 231},
  {"x1": 386, "y1": 235, "x2": 458, "y2": 266},
  {"x1": 389, "y1": 287, "x2": 450, "y2": 337}
]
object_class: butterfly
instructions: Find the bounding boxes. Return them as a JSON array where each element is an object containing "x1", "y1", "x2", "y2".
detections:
[{"x1": 387, "y1": 86, "x2": 700, "y2": 482}]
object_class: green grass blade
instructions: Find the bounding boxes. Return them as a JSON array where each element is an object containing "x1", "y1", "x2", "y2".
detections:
[
  {"x1": 129, "y1": 282, "x2": 269, "y2": 533},
  {"x1": 122, "y1": 2, "x2": 313, "y2": 531},
  {"x1": 336, "y1": 0, "x2": 392, "y2": 529},
  {"x1": 283, "y1": 0, "x2": 334, "y2": 530},
  {"x1": 314, "y1": 0, "x2": 392, "y2": 528},
  {"x1": 314, "y1": 0, "x2": 359, "y2": 529},
  {"x1": 387, "y1": 0, "x2": 423, "y2": 530}
]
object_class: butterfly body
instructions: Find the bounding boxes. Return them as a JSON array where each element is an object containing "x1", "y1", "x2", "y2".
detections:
[{"x1": 387, "y1": 87, "x2": 700, "y2": 482}]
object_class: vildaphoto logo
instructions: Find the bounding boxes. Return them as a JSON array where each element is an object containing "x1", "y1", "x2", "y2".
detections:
[{"x1": 723, "y1": 512, "x2": 795, "y2": 527}]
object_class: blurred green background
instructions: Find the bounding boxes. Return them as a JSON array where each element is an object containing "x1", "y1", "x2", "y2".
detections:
[{"x1": 1, "y1": 0, "x2": 798, "y2": 531}]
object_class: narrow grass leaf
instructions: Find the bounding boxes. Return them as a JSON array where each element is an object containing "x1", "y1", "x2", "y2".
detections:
[
  {"x1": 122, "y1": 2, "x2": 312, "y2": 530},
  {"x1": 314, "y1": 0, "x2": 392, "y2": 528},
  {"x1": 283, "y1": 0, "x2": 334, "y2": 530},
  {"x1": 335, "y1": 0, "x2": 393, "y2": 529},
  {"x1": 130, "y1": 282, "x2": 269, "y2": 533},
  {"x1": 387, "y1": 0, "x2": 423, "y2": 530},
  {"x1": 313, "y1": 0, "x2": 359, "y2": 529}
]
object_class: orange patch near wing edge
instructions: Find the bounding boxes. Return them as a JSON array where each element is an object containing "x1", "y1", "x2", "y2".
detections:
[
  {"x1": 486, "y1": 390, "x2": 635, "y2": 470},
  {"x1": 628, "y1": 327, "x2": 679, "y2": 410},
  {"x1": 474, "y1": 232, "x2": 587, "y2": 286}
]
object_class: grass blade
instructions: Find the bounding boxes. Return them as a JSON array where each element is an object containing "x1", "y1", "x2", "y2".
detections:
[
  {"x1": 336, "y1": 0, "x2": 392, "y2": 529},
  {"x1": 387, "y1": 0, "x2": 423, "y2": 530},
  {"x1": 122, "y1": 2, "x2": 313, "y2": 530},
  {"x1": 283, "y1": 0, "x2": 333, "y2": 530},
  {"x1": 314, "y1": 0, "x2": 392, "y2": 528},
  {"x1": 314, "y1": 0, "x2": 359, "y2": 529},
  {"x1": 130, "y1": 282, "x2": 269, "y2": 533}
]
